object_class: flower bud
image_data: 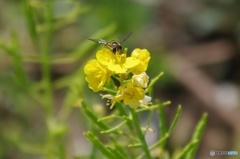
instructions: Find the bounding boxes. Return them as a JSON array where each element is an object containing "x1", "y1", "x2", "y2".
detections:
[
  {"x1": 140, "y1": 95, "x2": 152, "y2": 105},
  {"x1": 132, "y1": 72, "x2": 149, "y2": 88}
]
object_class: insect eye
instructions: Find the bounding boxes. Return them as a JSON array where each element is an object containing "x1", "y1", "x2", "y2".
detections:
[
  {"x1": 118, "y1": 45, "x2": 122, "y2": 50},
  {"x1": 112, "y1": 47, "x2": 117, "y2": 53}
]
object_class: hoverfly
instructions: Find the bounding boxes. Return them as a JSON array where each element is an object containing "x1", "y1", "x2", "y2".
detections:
[{"x1": 88, "y1": 32, "x2": 132, "y2": 53}]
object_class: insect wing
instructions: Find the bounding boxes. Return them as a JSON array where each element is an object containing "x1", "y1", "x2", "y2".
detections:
[
  {"x1": 88, "y1": 38, "x2": 107, "y2": 45},
  {"x1": 117, "y1": 32, "x2": 132, "y2": 44}
]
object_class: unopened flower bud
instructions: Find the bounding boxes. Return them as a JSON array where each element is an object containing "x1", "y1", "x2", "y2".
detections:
[
  {"x1": 132, "y1": 72, "x2": 149, "y2": 88},
  {"x1": 140, "y1": 95, "x2": 152, "y2": 105}
]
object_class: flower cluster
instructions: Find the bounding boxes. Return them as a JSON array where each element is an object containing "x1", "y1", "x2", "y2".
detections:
[{"x1": 84, "y1": 48, "x2": 151, "y2": 109}]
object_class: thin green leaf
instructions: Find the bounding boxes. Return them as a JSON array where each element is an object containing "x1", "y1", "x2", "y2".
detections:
[
  {"x1": 176, "y1": 140, "x2": 199, "y2": 159},
  {"x1": 128, "y1": 143, "x2": 142, "y2": 148},
  {"x1": 98, "y1": 115, "x2": 131, "y2": 123},
  {"x1": 84, "y1": 132, "x2": 115, "y2": 159},
  {"x1": 109, "y1": 136, "x2": 129, "y2": 159},
  {"x1": 101, "y1": 120, "x2": 127, "y2": 134},
  {"x1": 0, "y1": 33, "x2": 28, "y2": 85},
  {"x1": 21, "y1": 0, "x2": 38, "y2": 47},
  {"x1": 81, "y1": 101, "x2": 109, "y2": 130},
  {"x1": 137, "y1": 101, "x2": 171, "y2": 113},
  {"x1": 168, "y1": 105, "x2": 182, "y2": 134},
  {"x1": 145, "y1": 72, "x2": 164, "y2": 95},
  {"x1": 106, "y1": 146, "x2": 127, "y2": 159},
  {"x1": 185, "y1": 113, "x2": 208, "y2": 159},
  {"x1": 89, "y1": 144, "x2": 98, "y2": 159},
  {"x1": 10, "y1": 32, "x2": 28, "y2": 85}
]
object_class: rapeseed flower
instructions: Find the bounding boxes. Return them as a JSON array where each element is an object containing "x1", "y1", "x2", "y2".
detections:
[
  {"x1": 84, "y1": 59, "x2": 110, "y2": 92},
  {"x1": 96, "y1": 48, "x2": 139, "y2": 74},
  {"x1": 84, "y1": 46, "x2": 152, "y2": 109},
  {"x1": 129, "y1": 49, "x2": 150, "y2": 75},
  {"x1": 112, "y1": 82, "x2": 145, "y2": 109}
]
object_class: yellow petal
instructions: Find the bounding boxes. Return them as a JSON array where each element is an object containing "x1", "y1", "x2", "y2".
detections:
[
  {"x1": 131, "y1": 49, "x2": 151, "y2": 63},
  {"x1": 84, "y1": 59, "x2": 109, "y2": 92},
  {"x1": 130, "y1": 49, "x2": 151, "y2": 74},
  {"x1": 96, "y1": 48, "x2": 115, "y2": 66}
]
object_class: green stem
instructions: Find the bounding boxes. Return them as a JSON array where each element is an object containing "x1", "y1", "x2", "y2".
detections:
[
  {"x1": 40, "y1": 1, "x2": 55, "y2": 159},
  {"x1": 10, "y1": 33, "x2": 28, "y2": 85},
  {"x1": 129, "y1": 108, "x2": 151, "y2": 159},
  {"x1": 158, "y1": 102, "x2": 167, "y2": 148},
  {"x1": 137, "y1": 134, "x2": 169, "y2": 159},
  {"x1": 103, "y1": 87, "x2": 117, "y2": 94},
  {"x1": 143, "y1": 110, "x2": 154, "y2": 136},
  {"x1": 115, "y1": 103, "x2": 134, "y2": 132},
  {"x1": 41, "y1": 0, "x2": 53, "y2": 117}
]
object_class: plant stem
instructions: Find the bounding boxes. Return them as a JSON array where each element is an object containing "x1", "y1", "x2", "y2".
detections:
[
  {"x1": 41, "y1": 0, "x2": 53, "y2": 117},
  {"x1": 40, "y1": 1, "x2": 55, "y2": 159},
  {"x1": 129, "y1": 108, "x2": 151, "y2": 159}
]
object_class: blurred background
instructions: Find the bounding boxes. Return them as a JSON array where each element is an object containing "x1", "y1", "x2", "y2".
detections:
[{"x1": 0, "y1": 0, "x2": 240, "y2": 159}]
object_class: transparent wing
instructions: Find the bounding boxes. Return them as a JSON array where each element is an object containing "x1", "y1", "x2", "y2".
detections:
[
  {"x1": 88, "y1": 38, "x2": 107, "y2": 45},
  {"x1": 117, "y1": 32, "x2": 132, "y2": 44}
]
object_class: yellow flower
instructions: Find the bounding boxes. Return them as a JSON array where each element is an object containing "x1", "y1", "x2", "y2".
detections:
[
  {"x1": 96, "y1": 48, "x2": 139, "y2": 74},
  {"x1": 129, "y1": 48, "x2": 151, "y2": 74},
  {"x1": 84, "y1": 59, "x2": 110, "y2": 92},
  {"x1": 113, "y1": 82, "x2": 145, "y2": 109}
]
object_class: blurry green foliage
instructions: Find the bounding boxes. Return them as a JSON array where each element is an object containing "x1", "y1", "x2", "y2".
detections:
[
  {"x1": 0, "y1": 0, "x2": 213, "y2": 158},
  {"x1": 80, "y1": 0, "x2": 153, "y2": 34}
]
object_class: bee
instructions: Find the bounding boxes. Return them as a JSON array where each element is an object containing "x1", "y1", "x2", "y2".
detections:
[{"x1": 88, "y1": 32, "x2": 132, "y2": 53}]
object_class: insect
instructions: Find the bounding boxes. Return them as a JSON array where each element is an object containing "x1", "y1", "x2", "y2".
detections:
[{"x1": 88, "y1": 32, "x2": 132, "y2": 53}]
